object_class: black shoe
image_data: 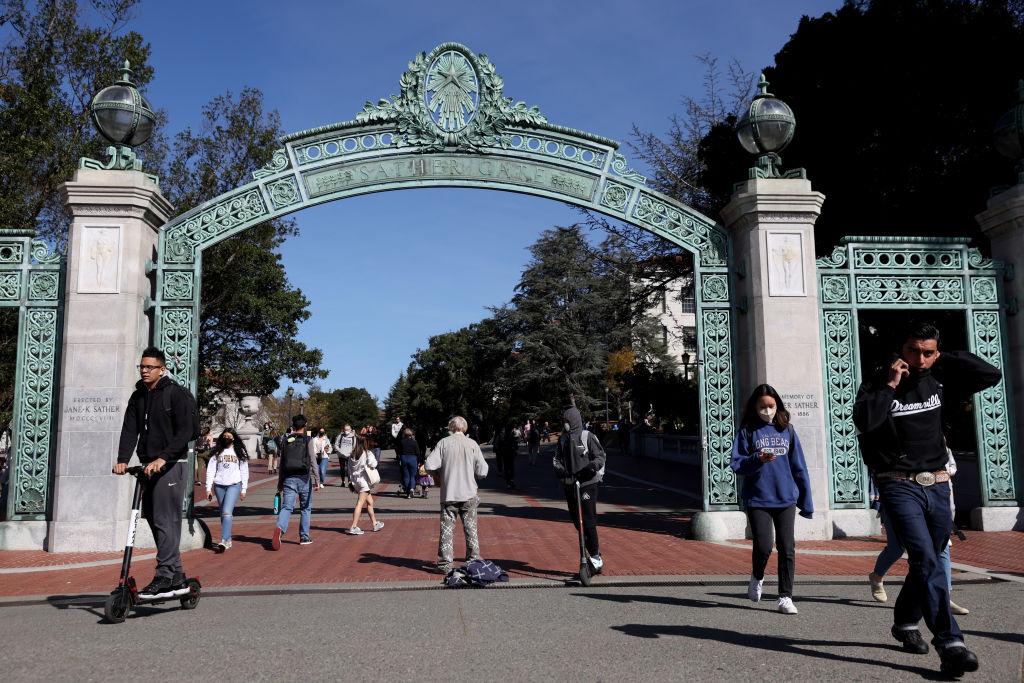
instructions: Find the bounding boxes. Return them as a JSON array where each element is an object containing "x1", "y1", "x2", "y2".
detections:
[
  {"x1": 138, "y1": 575, "x2": 176, "y2": 600},
  {"x1": 939, "y1": 646, "x2": 979, "y2": 676},
  {"x1": 891, "y1": 626, "x2": 929, "y2": 655}
]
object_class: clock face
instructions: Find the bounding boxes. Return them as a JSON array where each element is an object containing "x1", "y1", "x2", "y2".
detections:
[{"x1": 425, "y1": 50, "x2": 480, "y2": 133}]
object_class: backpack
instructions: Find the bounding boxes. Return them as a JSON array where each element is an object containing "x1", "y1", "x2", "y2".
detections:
[
  {"x1": 162, "y1": 382, "x2": 202, "y2": 443},
  {"x1": 264, "y1": 437, "x2": 279, "y2": 454},
  {"x1": 576, "y1": 430, "x2": 605, "y2": 480},
  {"x1": 281, "y1": 434, "x2": 311, "y2": 475}
]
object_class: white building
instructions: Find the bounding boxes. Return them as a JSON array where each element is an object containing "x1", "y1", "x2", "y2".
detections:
[{"x1": 637, "y1": 275, "x2": 698, "y2": 379}]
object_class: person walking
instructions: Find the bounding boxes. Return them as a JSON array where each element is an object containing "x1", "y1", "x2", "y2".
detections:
[
  {"x1": 204, "y1": 428, "x2": 249, "y2": 552},
  {"x1": 496, "y1": 423, "x2": 519, "y2": 489},
  {"x1": 397, "y1": 427, "x2": 421, "y2": 499},
  {"x1": 346, "y1": 438, "x2": 384, "y2": 535},
  {"x1": 854, "y1": 321, "x2": 998, "y2": 676},
  {"x1": 113, "y1": 346, "x2": 195, "y2": 600},
  {"x1": 390, "y1": 415, "x2": 404, "y2": 450},
  {"x1": 264, "y1": 427, "x2": 280, "y2": 474},
  {"x1": 334, "y1": 424, "x2": 357, "y2": 487},
  {"x1": 312, "y1": 427, "x2": 333, "y2": 486},
  {"x1": 527, "y1": 419, "x2": 542, "y2": 466},
  {"x1": 553, "y1": 404, "x2": 606, "y2": 575},
  {"x1": 730, "y1": 384, "x2": 813, "y2": 615},
  {"x1": 272, "y1": 415, "x2": 321, "y2": 550},
  {"x1": 425, "y1": 416, "x2": 488, "y2": 574}
]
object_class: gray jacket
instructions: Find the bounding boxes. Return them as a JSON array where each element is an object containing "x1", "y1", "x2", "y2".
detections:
[{"x1": 424, "y1": 432, "x2": 488, "y2": 502}]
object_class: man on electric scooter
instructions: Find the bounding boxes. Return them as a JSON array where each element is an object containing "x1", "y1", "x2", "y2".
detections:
[
  {"x1": 553, "y1": 397, "x2": 607, "y2": 574},
  {"x1": 112, "y1": 347, "x2": 195, "y2": 601}
]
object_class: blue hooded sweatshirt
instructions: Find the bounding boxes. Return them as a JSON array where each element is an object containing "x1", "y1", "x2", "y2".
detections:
[{"x1": 730, "y1": 422, "x2": 813, "y2": 517}]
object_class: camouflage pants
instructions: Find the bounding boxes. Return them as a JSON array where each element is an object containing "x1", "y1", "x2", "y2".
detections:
[{"x1": 437, "y1": 496, "x2": 480, "y2": 570}]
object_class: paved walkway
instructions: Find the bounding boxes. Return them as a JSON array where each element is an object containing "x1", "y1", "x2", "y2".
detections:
[{"x1": 1, "y1": 445, "x2": 1021, "y2": 598}]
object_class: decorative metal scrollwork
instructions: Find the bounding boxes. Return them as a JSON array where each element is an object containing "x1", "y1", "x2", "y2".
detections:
[
  {"x1": 855, "y1": 276, "x2": 964, "y2": 304},
  {"x1": 599, "y1": 180, "x2": 631, "y2": 213},
  {"x1": 162, "y1": 271, "x2": 194, "y2": 301},
  {"x1": 632, "y1": 192, "x2": 727, "y2": 268},
  {"x1": 164, "y1": 189, "x2": 267, "y2": 264},
  {"x1": 28, "y1": 272, "x2": 59, "y2": 301},
  {"x1": 159, "y1": 307, "x2": 194, "y2": 388},
  {"x1": 971, "y1": 311, "x2": 1016, "y2": 502},
  {"x1": 822, "y1": 311, "x2": 863, "y2": 506},
  {"x1": 252, "y1": 148, "x2": 290, "y2": 180},
  {"x1": 821, "y1": 275, "x2": 851, "y2": 304},
  {"x1": 610, "y1": 152, "x2": 647, "y2": 185},
  {"x1": 700, "y1": 274, "x2": 729, "y2": 303},
  {"x1": 267, "y1": 177, "x2": 301, "y2": 209},
  {"x1": 702, "y1": 309, "x2": 737, "y2": 507}
]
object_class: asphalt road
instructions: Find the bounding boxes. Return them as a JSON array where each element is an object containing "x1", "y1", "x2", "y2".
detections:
[{"x1": 2, "y1": 578, "x2": 1021, "y2": 681}]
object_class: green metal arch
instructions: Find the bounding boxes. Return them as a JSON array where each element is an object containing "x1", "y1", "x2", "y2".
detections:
[{"x1": 151, "y1": 42, "x2": 740, "y2": 511}]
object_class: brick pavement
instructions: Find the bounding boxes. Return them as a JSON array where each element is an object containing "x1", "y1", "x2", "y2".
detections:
[{"x1": 1, "y1": 446, "x2": 1021, "y2": 598}]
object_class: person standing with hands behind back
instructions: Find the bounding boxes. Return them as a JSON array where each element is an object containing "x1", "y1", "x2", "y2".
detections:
[{"x1": 730, "y1": 384, "x2": 813, "y2": 615}]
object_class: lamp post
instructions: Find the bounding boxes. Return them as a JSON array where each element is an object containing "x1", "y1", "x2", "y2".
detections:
[
  {"x1": 85, "y1": 60, "x2": 156, "y2": 171},
  {"x1": 286, "y1": 386, "x2": 294, "y2": 421},
  {"x1": 681, "y1": 352, "x2": 691, "y2": 380},
  {"x1": 605, "y1": 386, "x2": 609, "y2": 424},
  {"x1": 736, "y1": 74, "x2": 802, "y2": 180},
  {"x1": 298, "y1": 396, "x2": 305, "y2": 417}
]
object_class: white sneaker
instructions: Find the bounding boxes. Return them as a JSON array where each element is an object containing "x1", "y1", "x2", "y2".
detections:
[
  {"x1": 778, "y1": 597, "x2": 798, "y2": 614},
  {"x1": 348, "y1": 526, "x2": 364, "y2": 535},
  {"x1": 589, "y1": 554, "x2": 604, "y2": 572},
  {"x1": 373, "y1": 521, "x2": 385, "y2": 532},
  {"x1": 748, "y1": 576, "x2": 763, "y2": 602}
]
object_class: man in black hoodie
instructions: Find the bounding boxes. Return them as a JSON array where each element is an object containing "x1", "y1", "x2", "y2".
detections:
[
  {"x1": 553, "y1": 401, "x2": 607, "y2": 573},
  {"x1": 854, "y1": 322, "x2": 999, "y2": 676},
  {"x1": 113, "y1": 347, "x2": 195, "y2": 600}
]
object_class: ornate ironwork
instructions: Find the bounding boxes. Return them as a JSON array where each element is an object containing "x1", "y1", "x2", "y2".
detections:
[
  {"x1": 701, "y1": 309, "x2": 736, "y2": 507},
  {"x1": 163, "y1": 189, "x2": 267, "y2": 263},
  {"x1": 1, "y1": 233, "x2": 64, "y2": 520},
  {"x1": 158, "y1": 307, "x2": 194, "y2": 389},
  {"x1": 162, "y1": 271, "x2": 194, "y2": 301},
  {"x1": 631, "y1": 192, "x2": 727, "y2": 268},
  {"x1": 700, "y1": 274, "x2": 729, "y2": 303},
  {"x1": 818, "y1": 236, "x2": 1016, "y2": 509}
]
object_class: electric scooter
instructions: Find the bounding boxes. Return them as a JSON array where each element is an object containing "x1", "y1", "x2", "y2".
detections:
[
  {"x1": 575, "y1": 480, "x2": 593, "y2": 586},
  {"x1": 104, "y1": 466, "x2": 201, "y2": 623}
]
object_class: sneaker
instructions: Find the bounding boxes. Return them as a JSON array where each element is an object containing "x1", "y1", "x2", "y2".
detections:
[
  {"x1": 299, "y1": 535, "x2": 313, "y2": 546},
  {"x1": 939, "y1": 645, "x2": 980, "y2": 676},
  {"x1": 170, "y1": 573, "x2": 191, "y2": 596},
  {"x1": 271, "y1": 526, "x2": 282, "y2": 551},
  {"x1": 869, "y1": 572, "x2": 887, "y2": 602},
  {"x1": 348, "y1": 526, "x2": 364, "y2": 535},
  {"x1": 589, "y1": 554, "x2": 604, "y2": 573},
  {"x1": 891, "y1": 626, "x2": 929, "y2": 655},
  {"x1": 215, "y1": 541, "x2": 227, "y2": 554},
  {"x1": 777, "y1": 597, "x2": 798, "y2": 614},
  {"x1": 748, "y1": 576, "x2": 764, "y2": 603},
  {"x1": 949, "y1": 600, "x2": 970, "y2": 616},
  {"x1": 224, "y1": 540, "x2": 232, "y2": 550},
  {"x1": 373, "y1": 521, "x2": 385, "y2": 532},
  {"x1": 138, "y1": 576, "x2": 175, "y2": 600}
]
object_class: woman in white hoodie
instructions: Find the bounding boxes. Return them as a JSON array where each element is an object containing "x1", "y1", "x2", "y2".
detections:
[
  {"x1": 205, "y1": 428, "x2": 249, "y2": 552},
  {"x1": 346, "y1": 438, "x2": 384, "y2": 535}
]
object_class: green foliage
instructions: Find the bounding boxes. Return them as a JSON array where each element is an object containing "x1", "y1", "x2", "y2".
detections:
[
  {"x1": 697, "y1": 0, "x2": 1024, "y2": 252},
  {"x1": 312, "y1": 387, "x2": 379, "y2": 432},
  {"x1": 0, "y1": 0, "x2": 155, "y2": 244},
  {"x1": 383, "y1": 372, "x2": 410, "y2": 421},
  {"x1": 153, "y1": 89, "x2": 325, "y2": 410}
]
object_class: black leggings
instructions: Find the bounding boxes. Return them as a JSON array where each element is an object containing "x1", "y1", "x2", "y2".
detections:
[
  {"x1": 747, "y1": 505, "x2": 796, "y2": 598},
  {"x1": 564, "y1": 482, "x2": 600, "y2": 556}
]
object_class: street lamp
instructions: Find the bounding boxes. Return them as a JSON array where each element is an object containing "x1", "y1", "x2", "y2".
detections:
[
  {"x1": 86, "y1": 60, "x2": 156, "y2": 171},
  {"x1": 736, "y1": 74, "x2": 803, "y2": 180},
  {"x1": 681, "y1": 352, "x2": 691, "y2": 380},
  {"x1": 605, "y1": 386, "x2": 610, "y2": 424},
  {"x1": 286, "y1": 386, "x2": 294, "y2": 421},
  {"x1": 298, "y1": 396, "x2": 305, "y2": 417}
]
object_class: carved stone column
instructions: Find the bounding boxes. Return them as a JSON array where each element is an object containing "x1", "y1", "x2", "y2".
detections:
[{"x1": 47, "y1": 169, "x2": 184, "y2": 550}]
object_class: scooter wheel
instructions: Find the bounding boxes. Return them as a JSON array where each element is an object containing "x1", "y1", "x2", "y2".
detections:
[
  {"x1": 179, "y1": 578, "x2": 201, "y2": 610},
  {"x1": 579, "y1": 561, "x2": 592, "y2": 587},
  {"x1": 104, "y1": 588, "x2": 131, "y2": 623}
]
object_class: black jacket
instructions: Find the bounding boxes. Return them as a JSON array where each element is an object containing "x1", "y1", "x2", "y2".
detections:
[
  {"x1": 117, "y1": 376, "x2": 193, "y2": 464},
  {"x1": 853, "y1": 350, "x2": 1000, "y2": 473},
  {"x1": 553, "y1": 407, "x2": 606, "y2": 486},
  {"x1": 399, "y1": 436, "x2": 421, "y2": 460}
]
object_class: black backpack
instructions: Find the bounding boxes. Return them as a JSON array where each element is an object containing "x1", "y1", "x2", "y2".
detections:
[
  {"x1": 281, "y1": 434, "x2": 311, "y2": 475},
  {"x1": 161, "y1": 382, "x2": 202, "y2": 443}
]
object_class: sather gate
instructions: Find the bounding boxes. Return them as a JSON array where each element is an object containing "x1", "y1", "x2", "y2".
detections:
[{"x1": 148, "y1": 43, "x2": 741, "y2": 512}]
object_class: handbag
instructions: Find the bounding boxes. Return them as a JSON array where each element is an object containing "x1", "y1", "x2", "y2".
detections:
[{"x1": 365, "y1": 460, "x2": 381, "y2": 486}]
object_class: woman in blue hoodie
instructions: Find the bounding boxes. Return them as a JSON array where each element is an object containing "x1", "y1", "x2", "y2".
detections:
[{"x1": 731, "y1": 384, "x2": 813, "y2": 615}]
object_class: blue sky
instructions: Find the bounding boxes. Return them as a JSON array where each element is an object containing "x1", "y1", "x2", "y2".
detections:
[{"x1": 130, "y1": 0, "x2": 840, "y2": 402}]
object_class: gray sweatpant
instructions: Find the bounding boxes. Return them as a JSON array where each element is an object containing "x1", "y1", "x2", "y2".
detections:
[
  {"x1": 437, "y1": 496, "x2": 481, "y2": 570},
  {"x1": 142, "y1": 461, "x2": 186, "y2": 579}
]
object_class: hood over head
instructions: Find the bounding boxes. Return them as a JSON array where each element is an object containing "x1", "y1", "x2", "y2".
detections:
[{"x1": 563, "y1": 406, "x2": 583, "y2": 438}]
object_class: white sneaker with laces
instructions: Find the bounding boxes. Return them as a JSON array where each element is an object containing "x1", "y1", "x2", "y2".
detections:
[
  {"x1": 348, "y1": 526, "x2": 364, "y2": 535},
  {"x1": 589, "y1": 554, "x2": 604, "y2": 572},
  {"x1": 778, "y1": 597, "x2": 798, "y2": 614},
  {"x1": 748, "y1": 576, "x2": 763, "y2": 602},
  {"x1": 373, "y1": 521, "x2": 385, "y2": 532}
]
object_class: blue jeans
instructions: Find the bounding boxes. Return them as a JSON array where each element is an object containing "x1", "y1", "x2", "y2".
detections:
[
  {"x1": 214, "y1": 482, "x2": 241, "y2": 541},
  {"x1": 399, "y1": 454, "x2": 418, "y2": 492},
  {"x1": 875, "y1": 506, "x2": 953, "y2": 591},
  {"x1": 318, "y1": 456, "x2": 329, "y2": 483},
  {"x1": 277, "y1": 475, "x2": 312, "y2": 538},
  {"x1": 878, "y1": 480, "x2": 962, "y2": 648}
]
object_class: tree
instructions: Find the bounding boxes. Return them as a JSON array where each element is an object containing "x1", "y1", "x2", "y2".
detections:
[
  {"x1": 315, "y1": 387, "x2": 379, "y2": 431},
  {"x1": 155, "y1": 89, "x2": 326, "y2": 410},
  {"x1": 383, "y1": 372, "x2": 410, "y2": 421},
  {"x1": 695, "y1": 0, "x2": 1024, "y2": 253}
]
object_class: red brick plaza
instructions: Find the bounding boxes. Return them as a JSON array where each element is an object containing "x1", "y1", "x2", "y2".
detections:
[{"x1": 2, "y1": 453, "x2": 1021, "y2": 599}]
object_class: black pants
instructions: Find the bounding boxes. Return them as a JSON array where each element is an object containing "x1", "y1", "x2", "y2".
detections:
[
  {"x1": 748, "y1": 505, "x2": 796, "y2": 598},
  {"x1": 564, "y1": 482, "x2": 600, "y2": 556},
  {"x1": 501, "y1": 451, "x2": 516, "y2": 484},
  {"x1": 142, "y1": 461, "x2": 186, "y2": 580}
]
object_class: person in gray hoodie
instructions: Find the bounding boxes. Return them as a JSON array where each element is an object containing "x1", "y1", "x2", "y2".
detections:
[{"x1": 553, "y1": 403, "x2": 606, "y2": 573}]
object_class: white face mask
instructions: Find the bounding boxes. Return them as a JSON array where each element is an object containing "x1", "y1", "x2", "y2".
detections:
[{"x1": 758, "y1": 407, "x2": 776, "y2": 424}]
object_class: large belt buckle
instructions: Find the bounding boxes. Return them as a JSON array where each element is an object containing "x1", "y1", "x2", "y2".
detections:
[{"x1": 914, "y1": 471, "x2": 936, "y2": 486}]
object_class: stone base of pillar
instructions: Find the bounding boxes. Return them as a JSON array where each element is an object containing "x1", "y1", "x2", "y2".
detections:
[
  {"x1": 48, "y1": 518, "x2": 209, "y2": 552},
  {"x1": 691, "y1": 511, "x2": 748, "y2": 541},
  {"x1": 830, "y1": 509, "x2": 882, "y2": 538},
  {"x1": 970, "y1": 506, "x2": 1024, "y2": 531},
  {"x1": 0, "y1": 521, "x2": 49, "y2": 550}
]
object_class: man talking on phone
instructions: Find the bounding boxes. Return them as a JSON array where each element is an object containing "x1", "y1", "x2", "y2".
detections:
[{"x1": 854, "y1": 322, "x2": 999, "y2": 676}]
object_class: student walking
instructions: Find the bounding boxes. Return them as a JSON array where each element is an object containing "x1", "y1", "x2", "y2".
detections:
[
  {"x1": 312, "y1": 428, "x2": 332, "y2": 486},
  {"x1": 272, "y1": 415, "x2": 321, "y2": 550},
  {"x1": 334, "y1": 424, "x2": 357, "y2": 487},
  {"x1": 425, "y1": 416, "x2": 488, "y2": 574},
  {"x1": 527, "y1": 419, "x2": 541, "y2": 466},
  {"x1": 264, "y1": 427, "x2": 280, "y2": 474},
  {"x1": 204, "y1": 428, "x2": 249, "y2": 552},
  {"x1": 553, "y1": 405, "x2": 607, "y2": 574},
  {"x1": 346, "y1": 438, "x2": 384, "y2": 535},
  {"x1": 730, "y1": 384, "x2": 813, "y2": 615},
  {"x1": 397, "y1": 427, "x2": 421, "y2": 499}
]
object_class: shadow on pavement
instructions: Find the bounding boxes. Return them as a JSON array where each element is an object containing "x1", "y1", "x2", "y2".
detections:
[
  {"x1": 608, "y1": 623, "x2": 945, "y2": 678},
  {"x1": 357, "y1": 552, "x2": 435, "y2": 573},
  {"x1": 963, "y1": 629, "x2": 1024, "y2": 645},
  {"x1": 574, "y1": 592, "x2": 753, "y2": 611},
  {"x1": 707, "y1": 591, "x2": 887, "y2": 610}
]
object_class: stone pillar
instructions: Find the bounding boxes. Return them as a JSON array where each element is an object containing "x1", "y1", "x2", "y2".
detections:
[
  {"x1": 974, "y1": 185, "x2": 1024, "y2": 531},
  {"x1": 48, "y1": 169, "x2": 194, "y2": 551},
  {"x1": 716, "y1": 178, "x2": 839, "y2": 540}
]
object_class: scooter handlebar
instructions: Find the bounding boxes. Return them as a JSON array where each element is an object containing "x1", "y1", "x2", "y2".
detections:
[{"x1": 126, "y1": 465, "x2": 146, "y2": 477}]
